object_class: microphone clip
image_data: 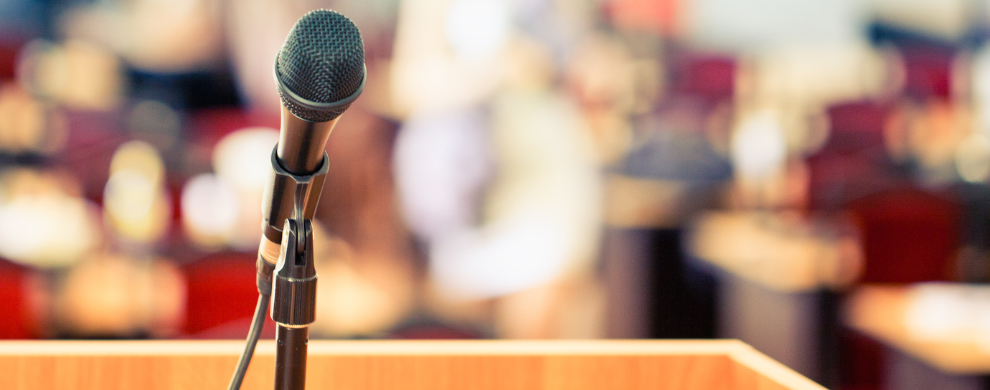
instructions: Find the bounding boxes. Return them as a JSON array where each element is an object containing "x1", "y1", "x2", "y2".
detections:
[
  {"x1": 271, "y1": 218, "x2": 317, "y2": 328},
  {"x1": 266, "y1": 146, "x2": 326, "y2": 327}
]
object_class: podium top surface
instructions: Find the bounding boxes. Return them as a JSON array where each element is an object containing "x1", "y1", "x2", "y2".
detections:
[
  {"x1": 0, "y1": 340, "x2": 825, "y2": 390},
  {"x1": 0, "y1": 339, "x2": 753, "y2": 355}
]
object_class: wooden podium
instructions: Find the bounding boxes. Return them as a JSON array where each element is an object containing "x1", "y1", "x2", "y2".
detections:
[{"x1": 0, "y1": 340, "x2": 824, "y2": 390}]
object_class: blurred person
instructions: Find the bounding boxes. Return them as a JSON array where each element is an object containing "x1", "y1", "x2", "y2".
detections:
[
  {"x1": 589, "y1": 39, "x2": 741, "y2": 339},
  {"x1": 394, "y1": 30, "x2": 604, "y2": 338},
  {"x1": 601, "y1": 95, "x2": 733, "y2": 339}
]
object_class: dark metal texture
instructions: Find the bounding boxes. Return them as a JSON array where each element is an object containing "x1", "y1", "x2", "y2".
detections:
[
  {"x1": 271, "y1": 219, "x2": 318, "y2": 327},
  {"x1": 274, "y1": 326, "x2": 309, "y2": 390}
]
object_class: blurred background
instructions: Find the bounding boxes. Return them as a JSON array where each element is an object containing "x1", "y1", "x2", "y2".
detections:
[{"x1": 3, "y1": 0, "x2": 990, "y2": 388}]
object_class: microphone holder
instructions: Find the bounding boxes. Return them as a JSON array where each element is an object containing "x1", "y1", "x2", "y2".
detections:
[{"x1": 268, "y1": 148, "x2": 329, "y2": 390}]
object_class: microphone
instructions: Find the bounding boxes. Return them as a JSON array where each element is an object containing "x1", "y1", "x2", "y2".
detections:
[{"x1": 258, "y1": 9, "x2": 365, "y2": 266}]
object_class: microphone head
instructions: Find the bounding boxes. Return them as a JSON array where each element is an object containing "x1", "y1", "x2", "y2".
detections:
[{"x1": 276, "y1": 9, "x2": 365, "y2": 122}]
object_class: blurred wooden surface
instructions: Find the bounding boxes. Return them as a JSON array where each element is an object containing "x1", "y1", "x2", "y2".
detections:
[
  {"x1": 845, "y1": 285, "x2": 990, "y2": 374},
  {"x1": 688, "y1": 212, "x2": 845, "y2": 292},
  {"x1": 0, "y1": 340, "x2": 823, "y2": 390}
]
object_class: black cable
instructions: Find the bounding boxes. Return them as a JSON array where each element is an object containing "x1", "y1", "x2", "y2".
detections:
[{"x1": 228, "y1": 293, "x2": 270, "y2": 390}]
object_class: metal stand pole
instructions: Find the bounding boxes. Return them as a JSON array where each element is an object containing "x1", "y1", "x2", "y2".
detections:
[
  {"x1": 267, "y1": 149, "x2": 327, "y2": 390},
  {"x1": 274, "y1": 326, "x2": 309, "y2": 390}
]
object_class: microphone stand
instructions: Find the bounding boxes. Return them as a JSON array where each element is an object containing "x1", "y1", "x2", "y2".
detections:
[{"x1": 268, "y1": 149, "x2": 329, "y2": 390}]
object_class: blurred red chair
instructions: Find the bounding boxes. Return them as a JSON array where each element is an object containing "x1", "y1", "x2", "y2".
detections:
[
  {"x1": 846, "y1": 186, "x2": 959, "y2": 284},
  {"x1": 181, "y1": 252, "x2": 275, "y2": 338},
  {"x1": 839, "y1": 186, "x2": 959, "y2": 390},
  {"x1": 0, "y1": 259, "x2": 40, "y2": 339}
]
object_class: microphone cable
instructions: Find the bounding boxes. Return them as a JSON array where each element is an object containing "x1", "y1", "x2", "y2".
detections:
[{"x1": 227, "y1": 292, "x2": 270, "y2": 390}]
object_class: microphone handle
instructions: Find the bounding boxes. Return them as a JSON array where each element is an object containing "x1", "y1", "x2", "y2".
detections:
[
  {"x1": 277, "y1": 107, "x2": 339, "y2": 174},
  {"x1": 260, "y1": 106, "x2": 339, "y2": 257}
]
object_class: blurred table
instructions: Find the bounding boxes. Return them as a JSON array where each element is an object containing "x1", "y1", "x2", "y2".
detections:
[
  {"x1": 845, "y1": 285, "x2": 990, "y2": 390},
  {"x1": 687, "y1": 211, "x2": 847, "y2": 386}
]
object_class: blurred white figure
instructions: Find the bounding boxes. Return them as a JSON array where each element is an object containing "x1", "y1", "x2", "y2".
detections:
[
  {"x1": 394, "y1": 110, "x2": 494, "y2": 242},
  {"x1": 394, "y1": 89, "x2": 602, "y2": 336},
  {"x1": 391, "y1": 0, "x2": 603, "y2": 337},
  {"x1": 0, "y1": 169, "x2": 101, "y2": 268}
]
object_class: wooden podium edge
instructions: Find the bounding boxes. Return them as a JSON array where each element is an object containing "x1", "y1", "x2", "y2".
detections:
[
  {"x1": 0, "y1": 339, "x2": 752, "y2": 356},
  {"x1": 0, "y1": 339, "x2": 825, "y2": 390},
  {"x1": 728, "y1": 343, "x2": 826, "y2": 390}
]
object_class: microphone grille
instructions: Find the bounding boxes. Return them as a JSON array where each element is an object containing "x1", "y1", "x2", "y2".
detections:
[{"x1": 276, "y1": 9, "x2": 365, "y2": 122}]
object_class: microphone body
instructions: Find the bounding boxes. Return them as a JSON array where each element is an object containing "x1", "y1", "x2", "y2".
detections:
[
  {"x1": 257, "y1": 8, "x2": 365, "y2": 265},
  {"x1": 260, "y1": 110, "x2": 338, "y2": 257}
]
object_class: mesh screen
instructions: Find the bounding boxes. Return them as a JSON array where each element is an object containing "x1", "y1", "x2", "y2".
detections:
[{"x1": 277, "y1": 9, "x2": 364, "y2": 122}]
